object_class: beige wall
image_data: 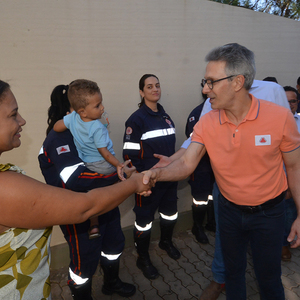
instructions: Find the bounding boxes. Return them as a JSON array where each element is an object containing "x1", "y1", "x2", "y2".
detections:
[{"x1": 1, "y1": 1, "x2": 299, "y2": 247}]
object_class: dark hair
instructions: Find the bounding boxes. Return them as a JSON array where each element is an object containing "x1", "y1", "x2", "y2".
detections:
[
  {"x1": 283, "y1": 86, "x2": 298, "y2": 94},
  {"x1": 0, "y1": 80, "x2": 10, "y2": 103},
  {"x1": 46, "y1": 85, "x2": 70, "y2": 135},
  {"x1": 263, "y1": 77, "x2": 278, "y2": 83},
  {"x1": 138, "y1": 74, "x2": 159, "y2": 108},
  {"x1": 68, "y1": 79, "x2": 100, "y2": 112},
  {"x1": 205, "y1": 43, "x2": 256, "y2": 90},
  {"x1": 297, "y1": 77, "x2": 300, "y2": 86}
]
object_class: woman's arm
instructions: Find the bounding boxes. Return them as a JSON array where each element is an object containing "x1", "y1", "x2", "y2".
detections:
[
  {"x1": 0, "y1": 171, "x2": 152, "y2": 229},
  {"x1": 53, "y1": 119, "x2": 67, "y2": 132}
]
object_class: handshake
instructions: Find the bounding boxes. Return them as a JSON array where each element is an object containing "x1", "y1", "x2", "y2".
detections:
[{"x1": 117, "y1": 154, "x2": 169, "y2": 196}]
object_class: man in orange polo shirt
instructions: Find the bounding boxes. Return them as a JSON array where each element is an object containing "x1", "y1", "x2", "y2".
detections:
[{"x1": 142, "y1": 43, "x2": 300, "y2": 300}]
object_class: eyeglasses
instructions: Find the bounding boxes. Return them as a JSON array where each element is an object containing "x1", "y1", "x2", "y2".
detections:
[
  {"x1": 201, "y1": 75, "x2": 238, "y2": 90},
  {"x1": 288, "y1": 100, "x2": 298, "y2": 104}
]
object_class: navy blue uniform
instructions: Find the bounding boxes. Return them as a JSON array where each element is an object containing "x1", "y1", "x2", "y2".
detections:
[
  {"x1": 123, "y1": 103, "x2": 178, "y2": 228},
  {"x1": 185, "y1": 103, "x2": 215, "y2": 200},
  {"x1": 38, "y1": 129, "x2": 124, "y2": 286}
]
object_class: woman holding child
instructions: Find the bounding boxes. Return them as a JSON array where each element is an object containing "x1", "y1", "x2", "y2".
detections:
[
  {"x1": 0, "y1": 80, "x2": 151, "y2": 299},
  {"x1": 123, "y1": 74, "x2": 180, "y2": 280},
  {"x1": 39, "y1": 81, "x2": 137, "y2": 299},
  {"x1": 53, "y1": 80, "x2": 123, "y2": 239}
]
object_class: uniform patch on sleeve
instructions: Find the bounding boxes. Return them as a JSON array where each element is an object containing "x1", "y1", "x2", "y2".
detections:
[
  {"x1": 56, "y1": 145, "x2": 71, "y2": 155},
  {"x1": 189, "y1": 116, "x2": 195, "y2": 122},
  {"x1": 126, "y1": 127, "x2": 133, "y2": 135}
]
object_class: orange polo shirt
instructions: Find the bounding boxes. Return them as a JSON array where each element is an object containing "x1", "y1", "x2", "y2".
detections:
[{"x1": 191, "y1": 95, "x2": 300, "y2": 205}]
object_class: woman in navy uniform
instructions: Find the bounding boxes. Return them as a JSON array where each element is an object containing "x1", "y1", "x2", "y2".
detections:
[
  {"x1": 39, "y1": 84, "x2": 136, "y2": 299},
  {"x1": 123, "y1": 74, "x2": 180, "y2": 280}
]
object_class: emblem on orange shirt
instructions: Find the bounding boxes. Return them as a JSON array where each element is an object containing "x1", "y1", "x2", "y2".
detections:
[{"x1": 255, "y1": 135, "x2": 271, "y2": 146}]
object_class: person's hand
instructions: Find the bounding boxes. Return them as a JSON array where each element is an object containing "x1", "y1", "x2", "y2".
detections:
[
  {"x1": 151, "y1": 154, "x2": 172, "y2": 169},
  {"x1": 117, "y1": 160, "x2": 133, "y2": 181},
  {"x1": 142, "y1": 169, "x2": 159, "y2": 186},
  {"x1": 288, "y1": 216, "x2": 300, "y2": 248},
  {"x1": 130, "y1": 172, "x2": 154, "y2": 196},
  {"x1": 124, "y1": 164, "x2": 136, "y2": 179}
]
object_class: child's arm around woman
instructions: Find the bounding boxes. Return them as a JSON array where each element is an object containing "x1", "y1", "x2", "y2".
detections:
[{"x1": 53, "y1": 119, "x2": 67, "y2": 132}]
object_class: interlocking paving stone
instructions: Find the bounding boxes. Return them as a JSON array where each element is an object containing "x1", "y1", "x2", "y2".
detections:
[
  {"x1": 158, "y1": 265, "x2": 177, "y2": 283},
  {"x1": 151, "y1": 276, "x2": 173, "y2": 297},
  {"x1": 291, "y1": 285, "x2": 300, "y2": 297},
  {"x1": 177, "y1": 257, "x2": 198, "y2": 274},
  {"x1": 161, "y1": 293, "x2": 181, "y2": 300},
  {"x1": 61, "y1": 285, "x2": 72, "y2": 300},
  {"x1": 143, "y1": 288, "x2": 163, "y2": 299},
  {"x1": 50, "y1": 283, "x2": 62, "y2": 297},
  {"x1": 173, "y1": 268, "x2": 194, "y2": 287},
  {"x1": 284, "y1": 288, "x2": 300, "y2": 300},
  {"x1": 186, "y1": 283, "x2": 203, "y2": 298},
  {"x1": 189, "y1": 273, "x2": 210, "y2": 289},
  {"x1": 160, "y1": 255, "x2": 181, "y2": 271},
  {"x1": 168, "y1": 279, "x2": 193, "y2": 300},
  {"x1": 247, "y1": 293, "x2": 261, "y2": 300},
  {"x1": 51, "y1": 230, "x2": 300, "y2": 299},
  {"x1": 131, "y1": 272, "x2": 153, "y2": 292},
  {"x1": 246, "y1": 285, "x2": 259, "y2": 298},
  {"x1": 282, "y1": 275, "x2": 299, "y2": 290}
]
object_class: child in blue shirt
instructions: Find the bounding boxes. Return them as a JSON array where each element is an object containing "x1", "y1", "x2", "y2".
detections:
[{"x1": 54, "y1": 79, "x2": 123, "y2": 238}]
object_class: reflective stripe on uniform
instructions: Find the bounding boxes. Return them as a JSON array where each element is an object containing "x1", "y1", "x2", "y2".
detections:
[
  {"x1": 193, "y1": 199, "x2": 208, "y2": 206},
  {"x1": 101, "y1": 251, "x2": 122, "y2": 261},
  {"x1": 60, "y1": 162, "x2": 85, "y2": 183},
  {"x1": 39, "y1": 146, "x2": 44, "y2": 155},
  {"x1": 193, "y1": 194, "x2": 213, "y2": 206},
  {"x1": 134, "y1": 221, "x2": 152, "y2": 231},
  {"x1": 159, "y1": 212, "x2": 178, "y2": 221},
  {"x1": 123, "y1": 142, "x2": 141, "y2": 150},
  {"x1": 69, "y1": 268, "x2": 89, "y2": 285},
  {"x1": 141, "y1": 128, "x2": 175, "y2": 140}
]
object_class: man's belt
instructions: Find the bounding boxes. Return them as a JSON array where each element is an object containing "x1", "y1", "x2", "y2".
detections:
[{"x1": 227, "y1": 191, "x2": 286, "y2": 214}]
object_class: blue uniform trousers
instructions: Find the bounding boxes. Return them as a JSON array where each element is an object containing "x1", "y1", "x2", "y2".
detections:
[{"x1": 60, "y1": 207, "x2": 124, "y2": 286}]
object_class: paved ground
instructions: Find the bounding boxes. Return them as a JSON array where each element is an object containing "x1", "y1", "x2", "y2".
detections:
[{"x1": 50, "y1": 229, "x2": 300, "y2": 299}]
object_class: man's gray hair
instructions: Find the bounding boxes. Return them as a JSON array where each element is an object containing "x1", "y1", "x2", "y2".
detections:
[{"x1": 205, "y1": 43, "x2": 256, "y2": 90}]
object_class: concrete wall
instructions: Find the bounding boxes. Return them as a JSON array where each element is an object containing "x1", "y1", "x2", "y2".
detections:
[{"x1": 0, "y1": 0, "x2": 299, "y2": 247}]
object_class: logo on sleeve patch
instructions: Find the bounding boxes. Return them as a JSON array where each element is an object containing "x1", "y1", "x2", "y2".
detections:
[
  {"x1": 255, "y1": 135, "x2": 271, "y2": 146},
  {"x1": 126, "y1": 127, "x2": 133, "y2": 135},
  {"x1": 189, "y1": 116, "x2": 195, "y2": 122},
  {"x1": 56, "y1": 145, "x2": 71, "y2": 155},
  {"x1": 165, "y1": 119, "x2": 172, "y2": 126}
]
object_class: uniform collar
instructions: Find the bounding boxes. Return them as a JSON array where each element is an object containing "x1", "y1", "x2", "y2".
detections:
[
  {"x1": 219, "y1": 94, "x2": 259, "y2": 125},
  {"x1": 142, "y1": 102, "x2": 165, "y2": 115}
]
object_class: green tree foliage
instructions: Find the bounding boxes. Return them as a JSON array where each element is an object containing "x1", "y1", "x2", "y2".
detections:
[{"x1": 211, "y1": 0, "x2": 300, "y2": 20}]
